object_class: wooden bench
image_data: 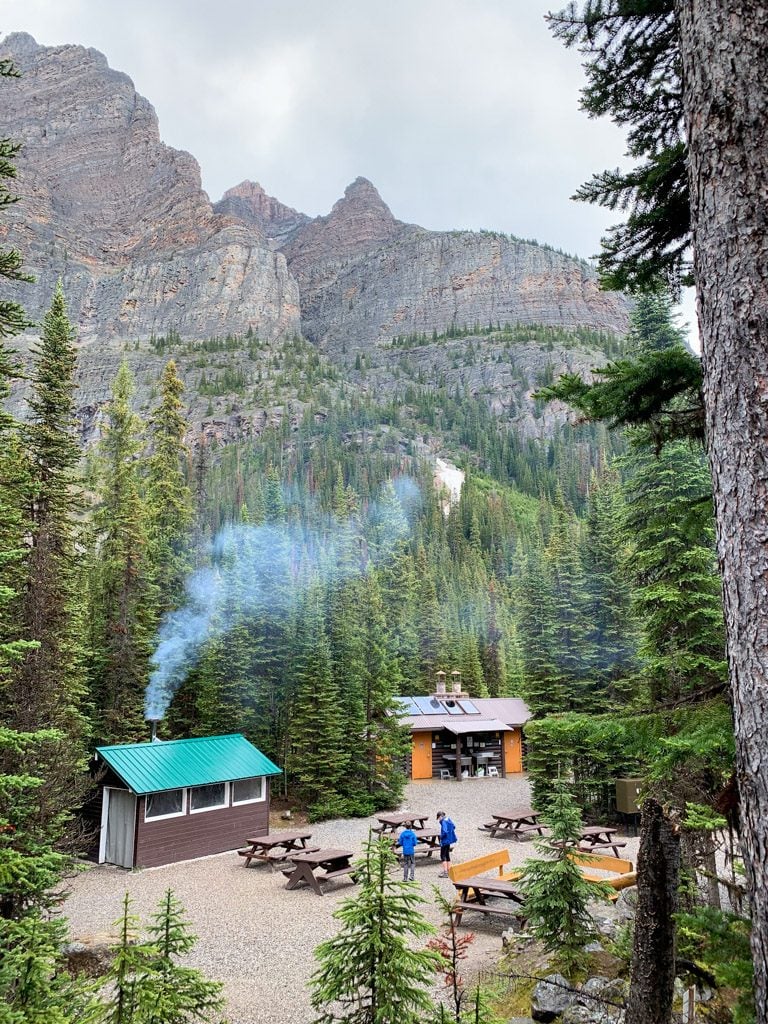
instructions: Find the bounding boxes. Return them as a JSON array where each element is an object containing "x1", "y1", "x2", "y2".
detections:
[
  {"x1": 448, "y1": 849, "x2": 512, "y2": 884},
  {"x1": 568, "y1": 851, "x2": 636, "y2": 900},
  {"x1": 578, "y1": 840, "x2": 627, "y2": 857},
  {"x1": 453, "y1": 901, "x2": 521, "y2": 920},
  {"x1": 321, "y1": 866, "x2": 358, "y2": 882}
]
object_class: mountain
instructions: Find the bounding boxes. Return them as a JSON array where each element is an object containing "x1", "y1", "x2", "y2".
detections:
[
  {"x1": 0, "y1": 32, "x2": 300, "y2": 342},
  {"x1": 1, "y1": 32, "x2": 629, "y2": 351},
  {"x1": 1, "y1": 31, "x2": 631, "y2": 464}
]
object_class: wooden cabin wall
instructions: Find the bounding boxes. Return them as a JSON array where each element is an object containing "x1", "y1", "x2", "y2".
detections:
[{"x1": 134, "y1": 784, "x2": 271, "y2": 868}]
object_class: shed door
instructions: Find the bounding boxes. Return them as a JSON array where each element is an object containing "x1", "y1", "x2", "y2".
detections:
[
  {"x1": 503, "y1": 730, "x2": 523, "y2": 774},
  {"x1": 103, "y1": 788, "x2": 137, "y2": 868},
  {"x1": 412, "y1": 733, "x2": 433, "y2": 779}
]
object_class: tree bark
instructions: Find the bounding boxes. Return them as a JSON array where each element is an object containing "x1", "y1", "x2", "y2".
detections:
[
  {"x1": 626, "y1": 799, "x2": 680, "y2": 1024},
  {"x1": 674, "y1": 3, "x2": 768, "y2": 1019}
]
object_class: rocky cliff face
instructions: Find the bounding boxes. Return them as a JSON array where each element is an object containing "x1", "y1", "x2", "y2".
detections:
[
  {"x1": 1, "y1": 30, "x2": 635, "y2": 458},
  {"x1": 0, "y1": 32, "x2": 300, "y2": 342},
  {"x1": 213, "y1": 181, "x2": 310, "y2": 249},
  {"x1": 1, "y1": 32, "x2": 631, "y2": 355}
]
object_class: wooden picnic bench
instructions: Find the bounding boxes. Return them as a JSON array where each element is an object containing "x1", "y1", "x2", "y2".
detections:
[
  {"x1": 447, "y1": 851, "x2": 525, "y2": 925},
  {"x1": 237, "y1": 829, "x2": 316, "y2": 868},
  {"x1": 393, "y1": 828, "x2": 442, "y2": 858},
  {"x1": 372, "y1": 811, "x2": 429, "y2": 834},
  {"x1": 282, "y1": 848, "x2": 357, "y2": 896},
  {"x1": 568, "y1": 851, "x2": 636, "y2": 900},
  {"x1": 577, "y1": 826, "x2": 627, "y2": 858},
  {"x1": 479, "y1": 806, "x2": 545, "y2": 840}
]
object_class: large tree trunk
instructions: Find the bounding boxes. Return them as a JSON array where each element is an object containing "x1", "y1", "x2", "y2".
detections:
[
  {"x1": 674, "y1": 3, "x2": 768, "y2": 1019},
  {"x1": 626, "y1": 800, "x2": 680, "y2": 1024}
]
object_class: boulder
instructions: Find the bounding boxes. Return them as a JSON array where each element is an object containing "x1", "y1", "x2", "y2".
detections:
[
  {"x1": 63, "y1": 932, "x2": 118, "y2": 977},
  {"x1": 559, "y1": 976, "x2": 627, "y2": 1024},
  {"x1": 531, "y1": 974, "x2": 576, "y2": 1022}
]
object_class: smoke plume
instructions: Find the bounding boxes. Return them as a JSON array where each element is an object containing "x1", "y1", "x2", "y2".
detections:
[{"x1": 145, "y1": 477, "x2": 418, "y2": 721}]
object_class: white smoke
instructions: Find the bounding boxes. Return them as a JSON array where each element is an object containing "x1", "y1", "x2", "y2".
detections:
[{"x1": 144, "y1": 477, "x2": 418, "y2": 721}]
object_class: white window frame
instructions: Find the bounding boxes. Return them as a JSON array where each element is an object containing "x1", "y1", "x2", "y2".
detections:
[
  {"x1": 231, "y1": 776, "x2": 266, "y2": 806},
  {"x1": 189, "y1": 782, "x2": 229, "y2": 814},
  {"x1": 144, "y1": 788, "x2": 187, "y2": 822}
]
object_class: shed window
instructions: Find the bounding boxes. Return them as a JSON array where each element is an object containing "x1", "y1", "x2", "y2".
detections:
[
  {"x1": 232, "y1": 777, "x2": 265, "y2": 805},
  {"x1": 145, "y1": 789, "x2": 185, "y2": 821},
  {"x1": 189, "y1": 783, "x2": 228, "y2": 813}
]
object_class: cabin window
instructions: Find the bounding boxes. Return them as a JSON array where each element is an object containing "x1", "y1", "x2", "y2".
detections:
[
  {"x1": 189, "y1": 783, "x2": 228, "y2": 813},
  {"x1": 145, "y1": 789, "x2": 185, "y2": 821},
  {"x1": 232, "y1": 777, "x2": 265, "y2": 805}
]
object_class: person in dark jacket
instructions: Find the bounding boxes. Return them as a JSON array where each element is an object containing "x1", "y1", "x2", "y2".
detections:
[
  {"x1": 396, "y1": 821, "x2": 418, "y2": 881},
  {"x1": 436, "y1": 810, "x2": 457, "y2": 876}
]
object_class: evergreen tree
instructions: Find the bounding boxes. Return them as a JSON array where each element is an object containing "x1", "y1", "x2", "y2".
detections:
[
  {"x1": 356, "y1": 570, "x2": 409, "y2": 809},
  {"x1": 415, "y1": 545, "x2": 447, "y2": 690},
  {"x1": 13, "y1": 283, "x2": 87, "y2": 742},
  {"x1": 622, "y1": 442, "x2": 726, "y2": 704},
  {"x1": 290, "y1": 589, "x2": 347, "y2": 812},
  {"x1": 520, "y1": 779, "x2": 608, "y2": 977},
  {"x1": 310, "y1": 835, "x2": 441, "y2": 1024},
  {"x1": 516, "y1": 545, "x2": 565, "y2": 716},
  {"x1": 547, "y1": 2, "x2": 686, "y2": 293},
  {"x1": 146, "y1": 361, "x2": 193, "y2": 613},
  {"x1": 103, "y1": 891, "x2": 224, "y2": 1024},
  {"x1": 90, "y1": 362, "x2": 154, "y2": 743},
  {"x1": 582, "y1": 468, "x2": 637, "y2": 701},
  {"x1": 0, "y1": 912, "x2": 100, "y2": 1024}
]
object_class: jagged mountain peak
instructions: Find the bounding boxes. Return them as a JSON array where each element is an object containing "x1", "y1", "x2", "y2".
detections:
[
  {"x1": 1, "y1": 31, "x2": 41, "y2": 54},
  {"x1": 284, "y1": 176, "x2": 405, "y2": 272},
  {"x1": 331, "y1": 176, "x2": 397, "y2": 225},
  {"x1": 213, "y1": 180, "x2": 309, "y2": 248}
]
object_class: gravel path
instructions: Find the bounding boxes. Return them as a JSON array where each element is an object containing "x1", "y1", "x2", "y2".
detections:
[{"x1": 62, "y1": 776, "x2": 639, "y2": 1024}]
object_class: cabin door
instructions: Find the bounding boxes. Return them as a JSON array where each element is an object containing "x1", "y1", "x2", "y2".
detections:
[
  {"x1": 411, "y1": 732, "x2": 433, "y2": 779},
  {"x1": 503, "y1": 730, "x2": 523, "y2": 774},
  {"x1": 101, "y1": 788, "x2": 137, "y2": 868}
]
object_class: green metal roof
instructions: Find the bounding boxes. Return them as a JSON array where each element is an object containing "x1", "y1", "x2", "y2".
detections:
[{"x1": 96, "y1": 734, "x2": 282, "y2": 795}]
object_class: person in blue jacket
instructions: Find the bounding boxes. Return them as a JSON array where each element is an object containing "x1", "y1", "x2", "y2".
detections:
[
  {"x1": 396, "y1": 821, "x2": 418, "y2": 881},
  {"x1": 436, "y1": 810, "x2": 457, "y2": 876}
]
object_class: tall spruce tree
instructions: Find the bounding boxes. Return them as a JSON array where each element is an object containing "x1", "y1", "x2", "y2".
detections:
[
  {"x1": 13, "y1": 283, "x2": 87, "y2": 741},
  {"x1": 622, "y1": 441, "x2": 726, "y2": 705},
  {"x1": 290, "y1": 588, "x2": 347, "y2": 811},
  {"x1": 91, "y1": 362, "x2": 154, "y2": 743},
  {"x1": 146, "y1": 360, "x2": 193, "y2": 613}
]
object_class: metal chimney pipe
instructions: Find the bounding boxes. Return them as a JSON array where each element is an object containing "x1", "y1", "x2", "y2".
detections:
[{"x1": 148, "y1": 719, "x2": 160, "y2": 742}]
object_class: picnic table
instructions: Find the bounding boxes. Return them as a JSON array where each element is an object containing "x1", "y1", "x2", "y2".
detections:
[
  {"x1": 237, "y1": 830, "x2": 317, "y2": 868},
  {"x1": 480, "y1": 806, "x2": 545, "y2": 839},
  {"x1": 578, "y1": 826, "x2": 626, "y2": 858},
  {"x1": 283, "y1": 848, "x2": 357, "y2": 895},
  {"x1": 373, "y1": 811, "x2": 430, "y2": 834},
  {"x1": 452, "y1": 874, "x2": 526, "y2": 925},
  {"x1": 393, "y1": 828, "x2": 442, "y2": 858}
]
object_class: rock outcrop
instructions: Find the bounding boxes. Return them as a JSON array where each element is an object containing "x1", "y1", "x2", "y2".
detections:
[
  {"x1": 213, "y1": 180, "x2": 310, "y2": 249},
  {"x1": 0, "y1": 32, "x2": 300, "y2": 341},
  {"x1": 0, "y1": 31, "x2": 631, "y2": 354},
  {"x1": 288, "y1": 222, "x2": 629, "y2": 351}
]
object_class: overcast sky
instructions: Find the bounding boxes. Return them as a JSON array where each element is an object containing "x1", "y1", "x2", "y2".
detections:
[{"x1": 2, "y1": 0, "x2": 697, "y2": 337}]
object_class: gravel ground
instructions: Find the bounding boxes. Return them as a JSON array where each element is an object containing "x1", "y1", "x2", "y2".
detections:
[{"x1": 62, "y1": 776, "x2": 640, "y2": 1024}]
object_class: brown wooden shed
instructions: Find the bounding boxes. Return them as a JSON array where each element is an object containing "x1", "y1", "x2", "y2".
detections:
[{"x1": 95, "y1": 734, "x2": 281, "y2": 868}]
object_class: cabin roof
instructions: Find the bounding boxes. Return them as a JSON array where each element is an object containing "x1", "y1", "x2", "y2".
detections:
[
  {"x1": 394, "y1": 696, "x2": 530, "y2": 732},
  {"x1": 96, "y1": 733, "x2": 282, "y2": 795}
]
